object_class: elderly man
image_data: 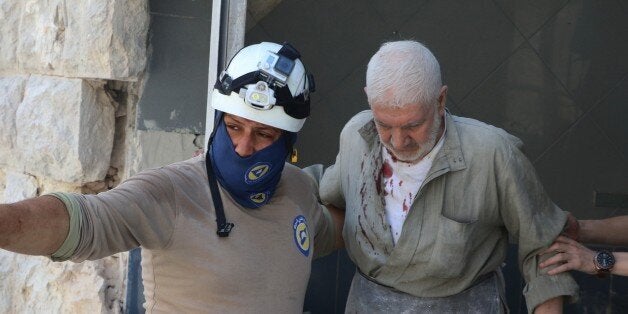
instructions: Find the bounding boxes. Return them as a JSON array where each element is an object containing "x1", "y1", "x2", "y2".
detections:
[
  {"x1": 320, "y1": 40, "x2": 577, "y2": 313},
  {"x1": 0, "y1": 42, "x2": 342, "y2": 313}
]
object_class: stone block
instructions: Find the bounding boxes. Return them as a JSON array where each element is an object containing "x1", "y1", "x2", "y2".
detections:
[
  {"x1": 0, "y1": 1, "x2": 21, "y2": 71},
  {"x1": 39, "y1": 177, "x2": 82, "y2": 195},
  {"x1": 0, "y1": 252, "x2": 125, "y2": 313},
  {"x1": 0, "y1": 75, "x2": 28, "y2": 168},
  {"x1": 0, "y1": 169, "x2": 5, "y2": 203},
  {"x1": 15, "y1": 75, "x2": 115, "y2": 184},
  {"x1": 0, "y1": 0, "x2": 148, "y2": 80},
  {"x1": 3, "y1": 171, "x2": 38, "y2": 203}
]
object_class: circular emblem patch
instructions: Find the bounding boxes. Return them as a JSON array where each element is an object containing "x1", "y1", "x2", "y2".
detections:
[
  {"x1": 249, "y1": 192, "x2": 268, "y2": 204},
  {"x1": 293, "y1": 215, "x2": 310, "y2": 257},
  {"x1": 245, "y1": 163, "x2": 271, "y2": 184}
]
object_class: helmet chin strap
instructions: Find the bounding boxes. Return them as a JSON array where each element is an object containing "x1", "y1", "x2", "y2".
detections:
[
  {"x1": 205, "y1": 110, "x2": 233, "y2": 237},
  {"x1": 205, "y1": 155, "x2": 234, "y2": 237}
]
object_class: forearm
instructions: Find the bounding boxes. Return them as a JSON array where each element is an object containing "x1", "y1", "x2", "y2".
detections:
[
  {"x1": 533, "y1": 296, "x2": 562, "y2": 314},
  {"x1": 611, "y1": 252, "x2": 628, "y2": 276},
  {"x1": 0, "y1": 195, "x2": 69, "y2": 256},
  {"x1": 580, "y1": 216, "x2": 628, "y2": 245},
  {"x1": 326, "y1": 204, "x2": 345, "y2": 249}
]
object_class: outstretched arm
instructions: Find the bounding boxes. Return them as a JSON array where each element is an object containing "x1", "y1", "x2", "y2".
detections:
[{"x1": 0, "y1": 196, "x2": 69, "y2": 256}]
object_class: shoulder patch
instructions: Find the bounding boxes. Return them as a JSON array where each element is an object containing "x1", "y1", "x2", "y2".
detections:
[{"x1": 293, "y1": 215, "x2": 311, "y2": 257}]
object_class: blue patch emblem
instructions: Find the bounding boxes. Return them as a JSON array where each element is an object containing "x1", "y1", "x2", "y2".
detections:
[
  {"x1": 293, "y1": 215, "x2": 310, "y2": 257},
  {"x1": 245, "y1": 163, "x2": 271, "y2": 184}
]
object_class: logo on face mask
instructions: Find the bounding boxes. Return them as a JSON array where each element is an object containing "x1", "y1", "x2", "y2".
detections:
[
  {"x1": 293, "y1": 215, "x2": 310, "y2": 257},
  {"x1": 249, "y1": 192, "x2": 268, "y2": 204},
  {"x1": 246, "y1": 163, "x2": 271, "y2": 184}
]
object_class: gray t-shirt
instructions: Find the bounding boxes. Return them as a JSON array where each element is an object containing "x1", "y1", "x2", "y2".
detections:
[{"x1": 51, "y1": 156, "x2": 335, "y2": 313}]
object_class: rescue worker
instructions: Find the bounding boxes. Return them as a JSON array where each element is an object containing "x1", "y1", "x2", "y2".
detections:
[{"x1": 0, "y1": 42, "x2": 342, "y2": 313}]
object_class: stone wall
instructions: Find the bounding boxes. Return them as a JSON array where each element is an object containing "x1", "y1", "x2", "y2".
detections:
[
  {"x1": 0, "y1": 0, "x2": 150, "y2": 312},
  {"x1": 0, "y1": 0, "x2": 147, "y2": 80}
]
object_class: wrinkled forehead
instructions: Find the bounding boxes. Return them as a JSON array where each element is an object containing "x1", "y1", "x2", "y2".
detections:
[{"x1": 371, "y1": 102, "x2": 436, "y2": 126}]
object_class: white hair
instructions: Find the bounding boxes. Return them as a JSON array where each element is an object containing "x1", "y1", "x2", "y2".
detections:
[{"x1": 365, "y1": 40, "x2": 442, "y2": 109}]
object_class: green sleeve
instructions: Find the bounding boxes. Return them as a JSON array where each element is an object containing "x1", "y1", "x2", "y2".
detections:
[{"x1": 48, "y1": 192, "x2": 83, "y2": 262}]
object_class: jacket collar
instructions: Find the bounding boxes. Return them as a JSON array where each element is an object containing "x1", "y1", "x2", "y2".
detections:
[
  {"x1": 358, "y1": 117, "x2": 379, "y2": 149},
  {"x1": 436, "y1": 109, "x2": 467, "y2": 172}
]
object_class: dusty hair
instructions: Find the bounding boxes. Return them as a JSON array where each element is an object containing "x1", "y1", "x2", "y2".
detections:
[{"x1": 365, "y1": 40, "x2": 442, "y2": 109}]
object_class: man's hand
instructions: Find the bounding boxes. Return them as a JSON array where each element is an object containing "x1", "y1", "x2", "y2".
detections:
[{"x1": 539, "y1": 235, "x2": 596, "y2": 275}]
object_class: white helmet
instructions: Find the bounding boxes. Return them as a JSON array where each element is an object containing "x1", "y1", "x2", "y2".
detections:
[{"x1": 211, "y1": 42, "x2": 315, "y2": 132}]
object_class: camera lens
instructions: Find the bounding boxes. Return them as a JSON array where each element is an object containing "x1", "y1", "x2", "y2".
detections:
[{"x1": 274, "y1": 56, "x2": 295, "y2": 76}]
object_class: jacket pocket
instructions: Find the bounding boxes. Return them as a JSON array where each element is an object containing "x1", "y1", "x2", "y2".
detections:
[{"x1": 424, "y1": 214, "x2": 477, "y2": 278}]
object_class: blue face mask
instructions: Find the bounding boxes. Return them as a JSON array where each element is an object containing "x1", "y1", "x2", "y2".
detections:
[{"x1": 209, "y1": 119, "x2": 293, "y2": 209}]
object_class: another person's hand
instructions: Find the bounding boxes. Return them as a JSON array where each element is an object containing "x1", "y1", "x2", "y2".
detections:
[
  {"x1": 561, "y1": 212, "x2": 579, "y2": 241},
  {"x1": 539, "y1": 235, "x2": 596, "y2": 275}
]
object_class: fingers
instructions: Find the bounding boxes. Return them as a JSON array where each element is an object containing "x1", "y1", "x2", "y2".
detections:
[
  {"x1": 539, "y1": 252, "x2": 566, "y2": 269},
  {"x1": 540, "y1": 251, "x2": 582, "y2": 274},
  {"x1": 541, "y1": 240, "x2": 569, "y2": 255},
  {"x1": 539, "y1": 244, "x2": 597, "y2": 274},
  {"x1": 541, "y1": 236, "x2": 579, "y2": 255},
  {"x1": 546, "y1": 262, "x2": 574, "y2": 276},
  {"x1": 554, "y1": 235, "x2": 576, "y2": 244}
]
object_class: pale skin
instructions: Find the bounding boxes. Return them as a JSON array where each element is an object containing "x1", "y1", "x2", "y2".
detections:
[
  {"x1": 368, "y1": 86, "x2": 562, "y2": 313},
  {"x1": 540, "y1": 215, "x2": 628, "y2": 276},
  {"x1": 369, "y1": 86, "x2": 447, "y2": 164},
  {"x1": 0, "y1": 113, "x2": 345, "y2": 258}
]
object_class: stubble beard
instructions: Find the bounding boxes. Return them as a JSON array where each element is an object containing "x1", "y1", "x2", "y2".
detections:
[{"x1": 383, "y1": 112, "x2": 443, "y2": 164}]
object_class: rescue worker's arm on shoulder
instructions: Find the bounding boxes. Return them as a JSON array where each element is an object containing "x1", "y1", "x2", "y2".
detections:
[
  {"x1": 0, "y1": 196, "x2": 69, "y2": 256},
  {"x1": 303, "y1": 164, "x2": 345, "y2": 253},
  {"x1": 325, "y1": 204, "x2": 344, "y2": 249},
  {"x1": 318, "y1": 114, "x2": 359, "y2": 210},
  {"x1": 318, "y1": 137, "x2": 345, "y2": 249},
  {"x1": 495, "y1": 141, "x2": 577, "y2": 314}
]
